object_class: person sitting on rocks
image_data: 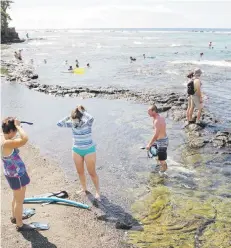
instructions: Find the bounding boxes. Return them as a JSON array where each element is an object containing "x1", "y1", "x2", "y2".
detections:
[{"x1": 186, "y1": 68, "x2": 203, "y2": 125}]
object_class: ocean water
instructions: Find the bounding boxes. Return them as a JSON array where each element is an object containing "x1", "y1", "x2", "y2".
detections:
[
  {"x1": 1, "y1": 29, "x2": 231, "y2": 230},
  {"x1": 8, "y1": 28, "x2": 231, "y2": 126}
]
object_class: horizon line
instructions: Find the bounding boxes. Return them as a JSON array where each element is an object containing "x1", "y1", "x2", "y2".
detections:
[{"x1": 16, "y1": 27, "x2": 231, "y2": 31}]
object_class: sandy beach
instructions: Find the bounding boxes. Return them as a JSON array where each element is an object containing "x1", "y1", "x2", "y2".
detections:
[{"x1": 1, "y1": 143, "x2": 128, "y2": 248}]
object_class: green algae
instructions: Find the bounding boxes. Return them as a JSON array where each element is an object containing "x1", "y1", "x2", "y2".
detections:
[
  {"x1": 128, "y1": 185, "x2": 231, "y2": 248},
  {"x1": 0, "y1": 67, "x2": 9, "y2": 75}
]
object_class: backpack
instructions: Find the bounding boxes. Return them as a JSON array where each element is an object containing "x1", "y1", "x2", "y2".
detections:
[{"x1": 187, "y1": 80, "x2": 195, "y2": 95}]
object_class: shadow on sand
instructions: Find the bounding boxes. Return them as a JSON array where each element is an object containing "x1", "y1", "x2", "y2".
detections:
[
  {"x1": 21, "y1": 230, "x2": 57, "y2": 248},
  {"x1": 87, "y1": 192, "x2": 143, "y2": 231}
]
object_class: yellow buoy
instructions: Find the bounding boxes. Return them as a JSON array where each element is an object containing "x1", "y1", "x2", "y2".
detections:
[{"x1": 73, "y1": 68, "x2": 85, "y2": 74}]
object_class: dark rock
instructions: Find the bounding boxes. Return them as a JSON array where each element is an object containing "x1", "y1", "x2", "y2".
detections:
[
  {"x1": 187, "y1": 124, "x2": 203, "y2": 132},
  {"x1": 115, "y1": 221, "x2": 133, "y2": 230},
  {"x1": 213, "y1": 139, "x2": 225, "y2": 148},
  {"x1": 30, "y1": 74, "x2": 38, "y2": 79},
  {"x1": 178, "y1": 97, "x2": 186, "y2": 102},
  {"x1": 9, "y1": 77, "x2": 16, "y2": 81},
  {"x1": 216, "y1": 131, "x2": 229, "y2": 137},
  {"x1": 220, "y1": 193, "x2": 231, "y2": 198},
  {"x1": 167, "y1": 96, "x2": 179, "y2": 104},
  {"x1": 158, "y1": 105, "x2": 172, "y2": 112},
  {"x1": 188, "y1": 138, "x2": 206, "y2": 148}
]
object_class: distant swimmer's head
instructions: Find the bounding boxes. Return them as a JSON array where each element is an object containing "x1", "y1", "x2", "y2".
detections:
[
  {"x1": 148, "y1": 104, "x2": 158, "y2": 117},
  {"x1": 187, "y1": 72, "x2": 194, "y2": 79},
  {"x1": 193, "y1": 68, "x2": 202, "y2": 77},
  {"x1": 2, "y1": 117, "x2": 17, "y2": 138},
  {"x1": 68, "y1": 66, "x2": 73, "y2": 70},
  {"x1": 87, "y1": 63, "x2": 90, "y2": 67}
]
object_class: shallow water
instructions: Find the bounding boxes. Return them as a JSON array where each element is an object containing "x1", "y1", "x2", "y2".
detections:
[
  {"x1": 6, "y1": 29, "x2": 231, "y2": 125},
  {"x1": 0, "y1": 81, "x2": 178, "y2": 190},
  {"x1": 2, "y1": 82, "x2": 230, "y2": 210}
]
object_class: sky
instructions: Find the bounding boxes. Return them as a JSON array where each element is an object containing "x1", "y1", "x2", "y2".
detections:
[{"x1": 8, "y1": 0, "x2": 231, "y2": 29}]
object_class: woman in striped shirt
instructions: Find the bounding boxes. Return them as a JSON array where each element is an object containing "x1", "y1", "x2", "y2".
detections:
[{"x1": 57, "y1": 105, "x2": 100, "y2": 200}]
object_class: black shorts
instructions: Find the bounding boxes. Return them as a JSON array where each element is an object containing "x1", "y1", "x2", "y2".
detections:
[
  {"x1": 5, "y1": 172, "x2": 30, "y2": 190},
  {"x1": 157, "y1": 147, "x2": 167, "y2": 161}
]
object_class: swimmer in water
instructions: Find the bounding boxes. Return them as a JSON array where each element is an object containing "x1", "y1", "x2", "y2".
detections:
[
  {"x1": 87, "y1": 63, "x2": 90, "y2": 68},
  {"x1": 209, "y1": 42, "x2": 212, "y2": 49},
  {"x1": 143, "y1": 54, "x2": 146, "y2": 59},
  {"x1": 130, "y1": 56, "x2": 136, "y2": 62},
  {"x1": 68, "y1": 66, "x2": 73, "y2": 71},
  {"x1": 200, "y1": 52, "x2": 204, "y2": 59},
  {"x1": 75, "y1": 59, "x2": 79, "y2": 68}
]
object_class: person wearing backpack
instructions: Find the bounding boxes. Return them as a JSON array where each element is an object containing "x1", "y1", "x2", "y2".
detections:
[{"x1": 186, "y1": 68, "x2": 203, "y2": 125}]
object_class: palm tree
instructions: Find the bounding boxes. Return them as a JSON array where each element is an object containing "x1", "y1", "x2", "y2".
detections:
[{"x1": 1, "y1": 1, "x2": 13, "y2": 39}]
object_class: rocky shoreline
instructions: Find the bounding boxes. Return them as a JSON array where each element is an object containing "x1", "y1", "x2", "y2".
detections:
[{"x1": 2, "y1": 59, "x2": 231, "y2": 152}]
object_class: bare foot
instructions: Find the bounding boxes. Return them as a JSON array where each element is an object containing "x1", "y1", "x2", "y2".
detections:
[
  {"x1": 95, "y1": 192, "x2": 101, "y2": 201},
  {"x1": 76, "y1": 190, "x2": 88, "y2": 196}
]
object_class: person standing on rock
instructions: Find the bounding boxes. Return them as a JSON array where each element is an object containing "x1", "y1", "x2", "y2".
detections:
[
  {"x1": 146, "y1": 104, "x2": 169, "y2": 176},
  {"x1": 18, "y1": 50, "x2": 22, "y2": 60},
  {"x1": 1, "y1": 118, "x2": 33, "y2": 231},
  {"x1": 57, "y1": 106, "x2": 100, "y2": 200},
  {"x1": 186, "y1": 68, "x2": 203, "y2": 125}
]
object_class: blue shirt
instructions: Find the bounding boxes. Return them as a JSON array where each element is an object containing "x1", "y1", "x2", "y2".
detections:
[{"x1": 57, "y1": 112, "x2": 95, "y2": 150}]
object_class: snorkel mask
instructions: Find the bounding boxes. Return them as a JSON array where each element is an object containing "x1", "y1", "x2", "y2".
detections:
[{"x1": 147, "y1": 145, "x2": 158, "y2": 158}]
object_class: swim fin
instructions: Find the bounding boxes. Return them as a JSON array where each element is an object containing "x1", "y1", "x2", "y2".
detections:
[
  {"x1": 29, "y1": 222, "x2": 50, "y2": 230},
  {"x1": 23, "y1": 208, "x2": 36, "y2": 219},
  {"x1": 33, "y1": 190, "x2": 68, "y2": 199}
]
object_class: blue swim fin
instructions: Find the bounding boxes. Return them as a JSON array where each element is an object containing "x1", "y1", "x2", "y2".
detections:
[
  {"x1": 23, "y1": 208, "x2": 36, "y2": 219},
  {"x1": 29, "y1": 222, "x2": 50, "y2": 230}
]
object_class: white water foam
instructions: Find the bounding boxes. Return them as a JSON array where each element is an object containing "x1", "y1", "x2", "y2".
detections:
[
  {"x1": 165, "y1": 70, "x2": 179, "y2": 75},
  {"x1": 171, "y1": 43, "x2": 182, "y2": 47},
  {"x1": 170, "y1": 60, "x2": 231, "y2": 68},
  {"x1": 29, "y1": 41, "x2": 54, "y2": 46},
  {"x1": 133, "y1": 41, "x2": 143, "y2": 45},
  {"x1": 143, "y1": 36, "x2": 160, "y2": 40}
]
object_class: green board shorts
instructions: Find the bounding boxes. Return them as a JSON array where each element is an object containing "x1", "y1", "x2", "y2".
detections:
[{"x1": 72, "y1": 145, "x2": 96, "y2": 157}]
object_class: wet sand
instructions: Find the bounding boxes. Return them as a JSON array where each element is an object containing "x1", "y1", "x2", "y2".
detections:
[{"x1": 1, "y1": 144, "x2": 128, "y2": 248}]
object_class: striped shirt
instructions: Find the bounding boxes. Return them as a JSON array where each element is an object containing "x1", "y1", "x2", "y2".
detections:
[{"x1": 57, "y1": 112, "x2": 95, "y2": 150}]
